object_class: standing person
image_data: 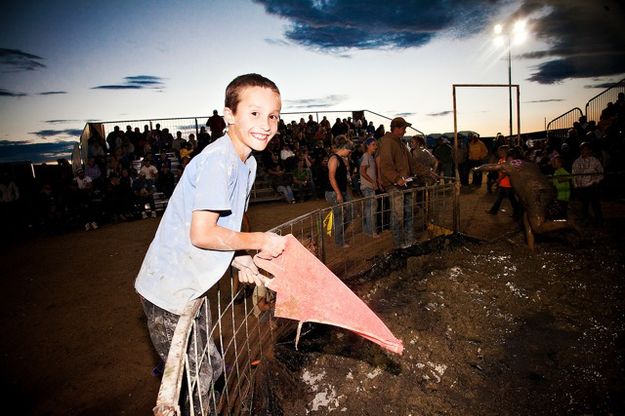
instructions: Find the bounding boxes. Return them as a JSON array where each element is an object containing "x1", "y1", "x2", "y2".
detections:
[
  {"x1": 551, "y1": 154, "x2": 571, "y2": 218},
  {"x1": 410, "y1": 135, "x2": 437, "y2": 182},
  {"x1": 196, "y1": 126, "x2": 211, "y2": 153},
  {"x1": 467, "y1": 133, "x2": 488, "y2": 187},
  {"x1": 432, "y1": 137, "x2": 453, "y2": 182},
  {"x1": 206, "y1": 109, "x2": 227, "y2": 142},
  {"x1": 572, "y1": 141, "x2": 604, "y2": 225},
  {"x1": 455, "y1": 137, "x2": 469, "y2": 186},
  {"x1": 359, "y1": 137, "x2": 379, "y2": 236},
  {"x1": 487, "y1": 146, "x2": 520, "y2": 219},
  {"x1": 325, "y1": 135, "x2": 353, "y2": 248},
  {"x1": 134, "y1": 74, "x2": 287, "y2": 408},
  {"x1": 378, "y1": 117, "x2": 417, "y2": 248}
]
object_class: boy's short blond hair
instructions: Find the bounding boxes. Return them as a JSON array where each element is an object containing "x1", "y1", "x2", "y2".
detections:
[{"x1": 224, "y1": 73, "x2": 280, "y2": 114}]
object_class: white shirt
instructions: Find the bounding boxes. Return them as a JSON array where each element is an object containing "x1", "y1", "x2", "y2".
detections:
[
  {"x1": 572, "y1": 155, "x2": 603, "y2": 188},
  {"x1": 280, "y1": 149, "x2": 295, "y2": 160},
  {"x1": 134, "y1": 135, "x2": 256, "y2": 314},
  {"x1": 74, "y1": 175, "x2": 92, "y2": 190},
  {"x1": 139, "y1": 164, "x2": 158, "y2": 180}
]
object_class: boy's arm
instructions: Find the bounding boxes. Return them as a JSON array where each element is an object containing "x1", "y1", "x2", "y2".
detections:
[{"x1": 190, "y1": 210, "x2": 285, "y2": 258}]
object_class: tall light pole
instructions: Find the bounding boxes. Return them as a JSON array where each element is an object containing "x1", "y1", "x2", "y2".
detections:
[{"x1": 494, "y1": 21, "x2": 526, "y2": 145}]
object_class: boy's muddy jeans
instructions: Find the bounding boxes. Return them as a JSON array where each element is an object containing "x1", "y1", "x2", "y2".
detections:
[
  {"x1": 387, "y1": 185, "x2": 414, "y2": 248},
  {"x1": 361, "y1": 187, "x2": 377, "y2": 235},
  {"x1": 141, "y1": 297, "x2": 223, "y2": 415}
]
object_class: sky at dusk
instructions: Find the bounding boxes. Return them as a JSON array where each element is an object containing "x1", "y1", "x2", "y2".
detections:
[{"x1": 1, "y1": 0, "x2": 624, "y2": 163}]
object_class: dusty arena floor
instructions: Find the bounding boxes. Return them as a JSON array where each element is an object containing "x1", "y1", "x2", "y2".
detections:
[
  {"x1": 262, "y1": 231, "x2": 625, "y2": 415},
  {"x1": 1, "y1": 186, "x2": 624, "y2": 415}
]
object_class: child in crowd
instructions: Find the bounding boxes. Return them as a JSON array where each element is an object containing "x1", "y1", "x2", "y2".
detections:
[{"x1": 134, "y1": 74, "x2": 287, "y2": 407}]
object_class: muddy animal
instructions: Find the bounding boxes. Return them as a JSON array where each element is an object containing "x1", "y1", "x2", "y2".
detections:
[{"x1": 474, "y1": 156, "x2": 578, "y2": 250}]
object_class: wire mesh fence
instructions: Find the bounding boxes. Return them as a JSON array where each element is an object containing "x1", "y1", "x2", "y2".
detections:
[{"x1": 154, "y1": 181, "x2": 458, "y2": 415}]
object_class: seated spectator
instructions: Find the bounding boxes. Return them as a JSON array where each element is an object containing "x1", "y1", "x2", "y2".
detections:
[
  {"x1": 84, "y1": 157, "x2": 102, "y2": 187},
  {"x1": 178, "y1": 155, "x2": 191, "y2": 176},
  {"x1": 88, "y1": 138, "x2": 106, "y2": 160},
  {"x1": 179, "y1": 142, "x2": 194, "y2": 160},
  {"x1": 187, "y1": 133, "x2": 197, "y2": 152},
  {"x1": 156, "y1": 164, "x2": 176, "y2": 198},
  {"x1": 133, "y1": 172, "x2": 157, "y2": 218},
  {"x1": 267, "y1": 153, "x2": 296, "y2": 203},
  {"x1": 155, "y1": 152, "x2": 171, "y2": 172},
  {"x1": 280, "y1": 144, "x2": 297, "y2": 171},
  {"x1": 139, "y1": 158, "x2": 158, "y2": 188},
  {"x1": 291, "y1": 158, "x2": 315, "y2": 201},
  {"x1": 160, "y1": 128, "x2": 173, "y2": 152}
]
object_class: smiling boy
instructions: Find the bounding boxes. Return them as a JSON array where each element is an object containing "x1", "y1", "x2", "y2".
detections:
[{"x1": 135, "y1": 74, "x2": 287, "y2": 400}]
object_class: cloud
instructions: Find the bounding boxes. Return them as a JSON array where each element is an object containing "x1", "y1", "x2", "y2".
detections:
[
  {"x1": 0, "y1": 140, "x2": 29, "y2": 146},
  {"x1": 254, "y1": 0, "x2": 501, "y2": 52},
  {"x1": 38, "y1": 91, "x2": 67, "y2": 95},
  {"x1": 584, "y1": 81, "x2": 622, "y2": 89},
  {"x1": 0, "y1": 88, "x2": 27, "y2": 97},
  {"x1": 284, "y1": 94, "x2": 348, "y2": 109},
  {"x1": 45, "y1": 119, "x2": 83, "y2": 124},
  {"x1": 0, "y1": 140, "x2": 77, "y2": 164},
  {"x1": 92, "y1": 75, "x2": 165, "y2": 90},
  {"x1": 0, "y1": 48, "x2": 46, "y2": 72},
  {"x1": 513, "y1": 0, "x2": 625, "y2": 83},
  {"x1": 524, "y1": 98, "x2": 564, "y2": 103},
  {"x1": 256, "y1": 0, "x2": 624, "y2": 82},
  {"x1": 264, "y1": 38, "x2": 292, "y2": 47},
  {"x1": 29, "y1": 128, "x2": 84, "y2": 138},
  {"x1": 426, "y1": 110, "x2": 452, "y2": 117}
]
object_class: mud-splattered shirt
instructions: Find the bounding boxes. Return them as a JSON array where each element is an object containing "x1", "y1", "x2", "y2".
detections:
[{"x1": 135, "y1": 135, "x2": 256, "y2": 315}]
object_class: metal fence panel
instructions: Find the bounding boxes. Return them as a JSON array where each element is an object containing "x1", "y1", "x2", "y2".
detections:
[{"x1": 154, "y1": 182, "x2": 457, "y2": 415}]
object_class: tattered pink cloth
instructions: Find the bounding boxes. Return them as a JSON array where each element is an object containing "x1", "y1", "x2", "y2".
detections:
[{"x1": 254, "y1": 234, "x2": 403, "y2": 354}]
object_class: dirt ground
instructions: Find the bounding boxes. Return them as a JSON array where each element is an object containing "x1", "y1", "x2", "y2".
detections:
[{"x1": 1, "y1": 186, "x2": 624, "y2": 415}]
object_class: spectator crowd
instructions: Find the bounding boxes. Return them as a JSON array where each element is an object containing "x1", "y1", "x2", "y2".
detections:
[{"x1": 3, "y1": 91, "x2": 624, "y2": 237}]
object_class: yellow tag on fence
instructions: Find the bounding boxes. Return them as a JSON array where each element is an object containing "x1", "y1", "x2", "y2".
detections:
[{"x1": 323, "y1": 211, "x2": 333, "y2": 237}]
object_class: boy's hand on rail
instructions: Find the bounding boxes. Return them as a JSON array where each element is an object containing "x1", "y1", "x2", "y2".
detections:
[
  {"x1": 256, "y1": 232, "x2": 287, "y2": 260},
  {"x1": 232, "y1": 254, "x2": 268, "y2": 287}
]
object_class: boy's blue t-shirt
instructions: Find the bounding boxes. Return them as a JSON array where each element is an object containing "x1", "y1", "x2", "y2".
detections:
[{"x1": 135, "y1": 135, "x2": 257, "y2": 315}]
